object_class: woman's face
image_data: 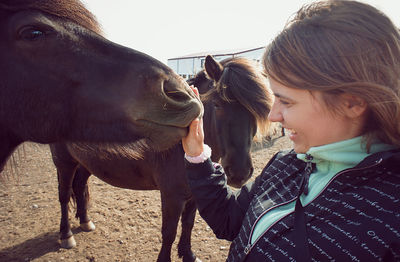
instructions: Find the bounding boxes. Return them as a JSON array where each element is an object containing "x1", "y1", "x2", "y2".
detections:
[{"x1": 267, "y1": 78, "x2": 366, "y2": 153}]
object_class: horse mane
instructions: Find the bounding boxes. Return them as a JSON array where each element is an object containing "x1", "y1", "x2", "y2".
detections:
[
  {"x1": 202, "y1": 57, "x2": 273, "y2": 137},
  {"x1": 0, "y1": 0, "x2": 102, "y2": 34}
]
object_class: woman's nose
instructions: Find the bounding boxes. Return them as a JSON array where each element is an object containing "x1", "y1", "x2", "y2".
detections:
[{"x1": 267, "y1": 102, "x2": 283, "y2": 123}]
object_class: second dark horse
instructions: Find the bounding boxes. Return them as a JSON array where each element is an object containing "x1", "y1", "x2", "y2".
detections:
[{"x1": 50, "y1": 55, "x2": 273, "y2": 262}]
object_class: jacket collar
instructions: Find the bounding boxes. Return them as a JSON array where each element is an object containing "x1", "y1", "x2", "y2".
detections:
[{"x1": 355, "y1": 148, "x2": 400, "y2": 170}]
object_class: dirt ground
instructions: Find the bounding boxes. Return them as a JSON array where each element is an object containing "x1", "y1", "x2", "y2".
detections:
[{"x1": 0, "y1": 135, "x2": 292, "y2": 262}]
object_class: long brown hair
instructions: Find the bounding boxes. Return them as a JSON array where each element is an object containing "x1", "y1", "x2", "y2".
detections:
[{"x1": 263, "y1": 0, "x2": 400, "y2": 148}]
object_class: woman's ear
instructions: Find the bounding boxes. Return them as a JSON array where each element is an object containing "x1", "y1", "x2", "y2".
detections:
[{"x1": 341, "y1": 94, "x2": 367, "y2": 118}]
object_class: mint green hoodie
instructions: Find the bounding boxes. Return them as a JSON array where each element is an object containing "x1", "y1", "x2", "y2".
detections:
[{"x1": 250, "y1": 136, "x2": 396, "y2": 244}]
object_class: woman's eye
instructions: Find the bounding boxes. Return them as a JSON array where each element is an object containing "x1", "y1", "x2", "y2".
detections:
[
  {"x1": 280, "y1": 100, "x2": 290, "y2": 105},
  {"x1": 19, "y1": 28, "x2": 45, "y2": 40}
]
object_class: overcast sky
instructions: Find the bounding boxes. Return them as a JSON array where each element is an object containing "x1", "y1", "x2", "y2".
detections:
[{"x1": 81, "y1": 0, "x2": 400, "y2": 64}]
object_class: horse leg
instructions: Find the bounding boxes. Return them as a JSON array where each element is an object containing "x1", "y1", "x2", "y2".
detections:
[
  {"x1": 178, "y1": 198, "x2": 198, "y2": 262},
  {"x1": 157, "y1": 192, "x2": 185, "y2": 262},
  {"x1": 57, "y1": 165, "x2": 78, "y2": 249},
  {"x1": 72, "y1": 165, "x2": 95, "y2": 232}
]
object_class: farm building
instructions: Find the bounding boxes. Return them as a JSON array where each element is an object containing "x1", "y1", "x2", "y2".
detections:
[{"x1": 167, "y1": 46, "x2": 265, "y2": 80}]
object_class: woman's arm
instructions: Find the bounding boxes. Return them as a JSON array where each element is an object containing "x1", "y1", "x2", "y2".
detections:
[
  {"x1": 185, "y1": 158, "x2": 258, "y2": 241},
  {"x1": 182, "y1": 85, "x2": 276, "y2": 240},
  {"x1": 185, "y1": 150, "x2": 281, "y2": 241}
]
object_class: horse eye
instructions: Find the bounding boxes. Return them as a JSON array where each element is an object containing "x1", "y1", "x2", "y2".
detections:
[
  {"x1": 19, "y1": 27, "x2": 45, "y2": 40},
  {"x1": 213, "y1": 101, "x2": 222, "y2": 109}
]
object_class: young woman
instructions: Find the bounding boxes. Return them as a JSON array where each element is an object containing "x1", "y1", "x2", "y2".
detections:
[{"x1": 182, "y1": 1, "x2": 400, "y2": 261}]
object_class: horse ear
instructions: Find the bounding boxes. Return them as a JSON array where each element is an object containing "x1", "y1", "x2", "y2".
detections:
[{"x1": 204, "y1": 55, "x2": 223, "y2": 82}]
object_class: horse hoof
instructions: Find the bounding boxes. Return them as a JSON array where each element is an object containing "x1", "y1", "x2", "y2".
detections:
[
  {"x1": 60, "y1": 236, "x2": 76, "y2": 249},
  {"x1": 80, "y1": 220, "x2": 95, "y2": 231}
]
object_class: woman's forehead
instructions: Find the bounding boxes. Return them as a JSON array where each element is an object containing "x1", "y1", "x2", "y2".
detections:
[
  {"x1": 268, "y1": 78, "x2": 308, "y2": 98},
  {"x1": 269, "y1": 78, "x2": 331, "y2": 106}
]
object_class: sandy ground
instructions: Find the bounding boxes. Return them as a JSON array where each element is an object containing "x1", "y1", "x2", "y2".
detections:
[{"x1": 0, "y1": 135, "x2": 292, "y2": 262}]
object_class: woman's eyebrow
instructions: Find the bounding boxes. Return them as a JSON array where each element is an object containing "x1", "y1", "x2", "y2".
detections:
[{"x1": 273, "y1": 93, "x2": 291, "y2": 101}]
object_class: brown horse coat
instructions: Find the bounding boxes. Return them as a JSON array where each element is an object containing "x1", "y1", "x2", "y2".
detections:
[{"x1": 0, "y1": 0, "x2": 202, "y2": 173}]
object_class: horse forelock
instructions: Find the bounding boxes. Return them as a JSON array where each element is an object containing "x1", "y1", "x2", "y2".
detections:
[
  {"x1": 217, "y1": 58, "x2": 273, "y2": 136},
  {"x1": 0, "y1": 0, "x2": 102, "y2": 34}
]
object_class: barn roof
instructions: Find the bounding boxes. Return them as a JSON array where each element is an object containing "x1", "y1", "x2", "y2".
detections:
[{"x1": 168, "y1": 46, "x2": 265, "y2": 60}]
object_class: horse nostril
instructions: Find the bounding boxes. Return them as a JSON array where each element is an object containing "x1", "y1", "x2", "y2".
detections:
[
  {"x1": 224, "y1": 166, "x2": 232, "y2": 177},
  {"x1": 239, "y1": 167, "x2": 254, "y2": 186},
  {"x1": 163, "y1": 79, "x2": 189, "y2": 102},
  {"x1": 165, "y1": 90, "x2": 188, "y2": 101}
]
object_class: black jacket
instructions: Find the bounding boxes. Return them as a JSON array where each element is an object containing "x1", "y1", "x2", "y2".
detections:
[{"x1": 185, "y1": 149, "x2": 400, "y2": 261}]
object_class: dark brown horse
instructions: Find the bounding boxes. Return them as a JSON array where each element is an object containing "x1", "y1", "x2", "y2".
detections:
[
  {"x1": 0, "y1": 0, "x2": 202, "y2": 173},
  {"x1": 50, "y1": 55, "x2": 272, "y2": 262}
]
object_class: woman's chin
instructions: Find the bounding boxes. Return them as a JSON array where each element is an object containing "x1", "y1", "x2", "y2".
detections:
[{"x1": 293, "y1": 144, "x2": 309, "y2": 154}]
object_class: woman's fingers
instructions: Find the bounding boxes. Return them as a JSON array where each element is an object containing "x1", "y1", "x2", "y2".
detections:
[
  {"x1": 189, "y1": 118, "x2": 200, "y2": 137},
  {"x1": 183, "y1": 86, "x2": 204, "y2": 156},
  {"x1": 198, "y1": 117, "x2": 204, "y2": 140},
  {"x1": 189, "y1": 85, "x2": 199, "y2": 97},
  {"x1": 189, "y1": 118, "x2": 204, "y2": 141},
  {"x1": 182, "y1": 118, "x2": 204, "y2": 157}
]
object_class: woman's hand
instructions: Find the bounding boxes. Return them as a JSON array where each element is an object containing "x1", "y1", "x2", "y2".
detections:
[
  {"x1": 182, "y1": 117, "x2": 204, "y2": 157},
  {"x1": 182, "y1": 86, "x2": 205, "y2": 157}
]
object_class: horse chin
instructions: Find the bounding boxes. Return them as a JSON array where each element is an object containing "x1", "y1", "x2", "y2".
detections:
[
  {"x1": 227, "y1": 178, "x2": 244, "y2": 189},
  {"x1": 226, "y1": 169, "x2": 254, "y2": 189},
  {"x1": 142, "y1": 124, "x2": 188, "y2": 152}
]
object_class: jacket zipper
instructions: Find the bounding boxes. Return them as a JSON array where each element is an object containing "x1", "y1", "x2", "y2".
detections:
[{"x1": 243, "y1": 157, "x2": 383, "y2": 255}]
